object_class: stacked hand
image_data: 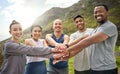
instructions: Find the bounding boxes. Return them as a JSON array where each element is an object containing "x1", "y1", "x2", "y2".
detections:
[{"x1": 51, "y1": 44, "x2": 70, "y2": 64}]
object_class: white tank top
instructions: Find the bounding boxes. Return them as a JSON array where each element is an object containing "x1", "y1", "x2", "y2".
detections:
[{"x1": 26, "y1": 39, "x2": 47, "y2": 64}]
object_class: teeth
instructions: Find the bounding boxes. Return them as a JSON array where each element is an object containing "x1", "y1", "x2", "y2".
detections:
[{"x1": 97, "y1": 16, "x2": 102, "y2": 20}]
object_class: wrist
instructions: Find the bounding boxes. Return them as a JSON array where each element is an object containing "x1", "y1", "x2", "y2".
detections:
[
  {"x1": 65, "y1": 44, "x2": 69, "y2": 48},
  {"x1": 68, "y1": 50, "x2": 71, "y2": 58}
]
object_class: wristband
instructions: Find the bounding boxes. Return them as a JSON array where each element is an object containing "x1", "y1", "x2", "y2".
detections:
[{"x1": 65, "y1": 44, "x2": 69, "y2": 48}]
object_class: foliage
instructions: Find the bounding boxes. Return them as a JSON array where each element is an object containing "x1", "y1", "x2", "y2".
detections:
[
  {"x1": 0, "y1": 43, "x2": 3, "y2": 66},
  {"x1": 116, "y1": 56, "x2": 120, "y2": 68}
]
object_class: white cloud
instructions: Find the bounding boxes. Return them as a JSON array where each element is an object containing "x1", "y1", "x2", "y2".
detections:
[
  {"x1": 1, "y1": 0, "x2": 41, "y2": 30},
  {"x1": 0, "y1": 0, "x2": 79, "y2": 41},
  {"x1": 45, "y1": 0, "x2": 79, "y2": 7},
  {"x1": 0, "y1": 25, "x2": 10, "y2": 41}
]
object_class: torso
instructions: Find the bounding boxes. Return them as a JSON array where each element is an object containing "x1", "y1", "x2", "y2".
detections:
[{"x1": 26, "y1": 39, "x2": 47, "y2": 64}]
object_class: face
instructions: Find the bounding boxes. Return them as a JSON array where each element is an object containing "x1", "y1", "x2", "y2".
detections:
[
  {"x1": 31, "y1": 27, "x2": 42, "y2": 40},
  {"x1": 53, "y1": 19, "x2": 63, "y2": 32},
  {"x1": 9, "y1": 24, "x2": 22, "y2": 41},
  {"x1": 94, "y1": 6, "x2": 108, "y2": 24},
  {"x1": 74, "y1": 17, "x2": 86, "y2": 31}
]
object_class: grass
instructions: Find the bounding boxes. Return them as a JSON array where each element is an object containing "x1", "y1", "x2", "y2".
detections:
[
  {"x1": 45, "y1": 55, "x2": 120, "y2": 74},
  {"x1": 116, "y1": 56, "x2": 120, "y2": 68},
  {"x1": 68, "y1": 58, "x2": 74, "y2": 74}
]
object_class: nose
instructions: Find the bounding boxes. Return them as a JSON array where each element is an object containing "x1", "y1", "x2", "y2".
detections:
[
  {"x1": 77, "y1": 21, "x2": 82, "y2": 25},
  {"x1": 36, "y1": 32, "x2": 40, "y2": 34},
  {"x1": 16, "y1": 30, "x2": 22, "y2": 34}
]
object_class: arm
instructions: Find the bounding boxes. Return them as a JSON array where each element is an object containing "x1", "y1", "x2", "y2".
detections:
[
  {"x1": 25, "y1": 39, "x2": 34, "y2": 46},
  {"x1": 68, "y1": 32, "x2": 109, "y2": 57},
  {"x1": 4, "y1": 40, "x2": 53, "y2": 58},
  {"x1": 46, "y1": 34, "x2": 70, "y2": 46},
  {"x1": 68, "y1": 34, "x2": 89, "y2": 47},
  {"x1": 53, "y1": 31, "x2": 109, "y2": 61},
  {"x1": 43, "y1": 39, "x2": 48, "y2": 47},
  {"x1": 63, "y1": 34, "x2": 70, "y2": 44},
  {"x1": 45, "y1": 34, "x2": 58, "y2": 46}
]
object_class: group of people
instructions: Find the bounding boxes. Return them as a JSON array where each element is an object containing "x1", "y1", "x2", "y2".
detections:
[{"x1": 0, "y1": 4, "x2": 118, "y2": 74}]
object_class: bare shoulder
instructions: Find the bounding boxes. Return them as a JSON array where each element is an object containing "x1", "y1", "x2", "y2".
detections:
[
  {"x1": 25, "y1": 39, "x2": 31, "y2": 42},
  {"x1": 25, "y1": 39, "x2": 32, "y2": 45},
  {"x1": 64, "y1": 34, "x2": 69, "y2": 38},
  {"x1": 46, "y1": 34, "x2": 52, "y2": 37}
]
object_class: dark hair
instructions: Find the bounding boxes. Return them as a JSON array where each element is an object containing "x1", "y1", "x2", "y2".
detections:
[
  {"x1": 31, "y1": 25, "x2": 42, "y2": 37},
  {"x1": 95, "y1": 3, "x2": 108, "y2": 11},
  {"x1": 74, "y1": 15, "x2": 84, "y2": 21},
  {"x1": 9, "y1": 20, "x2": 20, "y2": 29}
]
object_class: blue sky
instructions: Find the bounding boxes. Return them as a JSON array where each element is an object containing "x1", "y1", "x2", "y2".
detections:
[{"x1": 0, "y1": 0, "x2": 79, "y2": 41}]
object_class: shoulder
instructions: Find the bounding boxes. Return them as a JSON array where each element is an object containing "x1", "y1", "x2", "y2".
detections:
[
  {"x1": 38, "y1": 39, "x2": 44, "y2": 42},
  {"x1": 103, "y1": 21, "x2": 116, "y2": 27},
  {"x1": 46, "y1": 33, "x2": 52, "y2": 36},
  {"x1": 25, "y1": 39, "x2": 32, "y2": 45},
  {"x1": 87, "y1": 28, "x2": 94, "y2": 31},
  {"x1": 4, "y1": 40, "x2": 15, "y2": 46},
  {"x1": 3, "y1": 40, "x2": 20, "y2": 49},
  {"x1": 86, "y1": 28, "x2": 94, "y2": 33},
  {"x1": 64, "y1": 34, "x2": 69, "y2": 38},
  {"x1": 25, "y1": 39, "x2": 31, "y2": 42},
  {"x1": 70, "y1": 31, "x2": 78, "y2": 37},
  {"x1": 102, "y1": 21, "x2": 117, "y2": 31}
]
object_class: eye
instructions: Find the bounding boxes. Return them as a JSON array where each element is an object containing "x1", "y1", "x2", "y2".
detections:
[
  {"x1": 79, "y1": 20, "x2": 82, "y2": 22},
  {"x1": 38, "y1": 30, "x2": 41, "y2": 32},
  {"x1": 55, "y1": 23, "x2": 57, "y2": 25},
  {"x1": 34, "y1": 30, "x2": 37, "y2": 32},
  {"x1": 19, "y1": 28, "x2": 22, "y2": 31},
  {"x1": 75, "y1": 21, "x2": 78, "y2": 24},
  {"x1": 59, "y1": 23, "x2": 61, "y2": 25}
]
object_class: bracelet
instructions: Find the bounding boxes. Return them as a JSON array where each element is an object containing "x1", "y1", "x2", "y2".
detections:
[{"x1": 65, "y1": 44, "x2": 69, "y2": 48}]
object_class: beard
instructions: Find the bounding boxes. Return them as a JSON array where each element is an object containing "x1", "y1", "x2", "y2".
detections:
[
  {"x1": 96, "y1": 16, "x2": 107, "y2": 25},
  {"x1": 97, "y1": 20, "x2": 106, "y2": 25}
]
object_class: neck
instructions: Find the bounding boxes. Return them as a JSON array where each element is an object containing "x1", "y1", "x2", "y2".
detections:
[
  {"x1": 98, "y1": 20, "x2": 108, "y2": 26},
  {"x1": 11, "y1": 38, "x2": 20, "y2": 43},
  {"x1": 32, "y1": 38, "x2": 38, "y2": 42},
  {"x1": 54, "y1": 31, "x2": 62, "y2": 39},
  {"x1": 79, "y1": 28, "x2": 86, "y2": 32}
]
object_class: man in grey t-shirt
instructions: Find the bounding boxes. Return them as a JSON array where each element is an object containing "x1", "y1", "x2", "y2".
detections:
[
  {"x1": 69, "y1": 15, "x2": 93, "y2": 74},
  {"x1": 54, "y1": 4, "x2": 118, "y2": 74}
]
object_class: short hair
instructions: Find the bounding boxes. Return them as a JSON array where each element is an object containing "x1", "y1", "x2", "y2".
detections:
[
  {"x1": 74, "y1": 15, "x2": 84, "y2": 21},
  {"x1": 53, "y1": 19, "x2": 62, "y2": 25},
  {"x1": 95, "y1": 3, "x2": 108, "y2": 11}
]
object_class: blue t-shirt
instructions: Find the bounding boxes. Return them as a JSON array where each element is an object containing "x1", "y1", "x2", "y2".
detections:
[{"x1": 49, "y1": 33, "x2": 68, "y2": 69}]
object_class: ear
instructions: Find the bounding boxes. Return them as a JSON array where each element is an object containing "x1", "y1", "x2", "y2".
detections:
[{"x1": 9, "y1": 30, "x2": 11, "y2": 34}]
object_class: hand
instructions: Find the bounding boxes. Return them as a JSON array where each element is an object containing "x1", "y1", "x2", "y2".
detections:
[
  {"x1": 52, "y1": 53, "x2": 63, "y2": 64},
  {"x1": 52, "y1": 44, "x2": 67, "y2": 53},
  {"x1": 52, "y1": 49, "x2": 70, "y2": 64}
]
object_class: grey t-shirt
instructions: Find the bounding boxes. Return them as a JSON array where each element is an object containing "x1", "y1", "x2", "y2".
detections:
[
  {"x1": 70, "y1": 28, "x2": 93, "y2": 71},
  {"x1": 90, "y1": 21, "x2": 118, "y2": 70},
  {"x1": 0, "y1": 40, "x2": 52, "y2": 74}
]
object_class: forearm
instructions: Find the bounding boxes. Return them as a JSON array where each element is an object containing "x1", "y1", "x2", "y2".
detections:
[
  {"x1": 69, "y1": 34, "x2": 89, "y2": 47},
  {"x1": 46, "y1": 36, "x2": 57, "y2": 46},
  {"x1": 63, "y1": 35, "x2": 70, "y2": 44},
  {"x1": 67, "y1": 37, "x2": 93, "y2": 57},
  {"x1": 6, "y1": 42, "x2": 53, "y2": 57}
]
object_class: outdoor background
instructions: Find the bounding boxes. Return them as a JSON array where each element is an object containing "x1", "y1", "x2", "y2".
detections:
[{"x1": 0, "y1": 0, "x2": 120, "y2": 74}]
